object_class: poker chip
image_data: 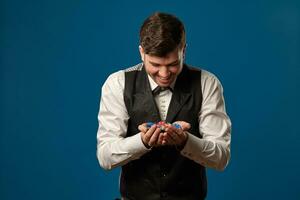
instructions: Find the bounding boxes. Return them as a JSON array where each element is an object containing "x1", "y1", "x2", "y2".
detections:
[
  {"x1": 146, "y1": 122, "x2": 155, "y2": 128},
  {"x1": 145, "y1": 121, "x2": 182, "y2": 131},
  {"x1": 172, "y1": 123, "x2": 182, "y2": 129}
]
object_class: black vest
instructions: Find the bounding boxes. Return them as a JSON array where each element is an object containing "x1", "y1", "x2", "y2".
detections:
[{"x1": 121, "y1": 63, "x2": 206, "y2": 200}]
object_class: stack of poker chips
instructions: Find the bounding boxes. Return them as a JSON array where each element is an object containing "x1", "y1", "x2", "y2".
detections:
[{"x1": 145, "y1": 121, "x2": 182, "y2": 132}]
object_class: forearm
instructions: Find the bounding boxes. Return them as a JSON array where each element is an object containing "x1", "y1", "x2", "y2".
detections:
[
  {"x1": 181, "y1": 133, "x2": 230, "y2": 171},
  {"x1": 190, "y1": 70, "x2": 231, "y2": 170},
  {"x1": 96, "y1": 71, "x2": 151, "y2": 170},
  {"x1": 97, "y1": 132, "x2": 150, "y2": 170}
]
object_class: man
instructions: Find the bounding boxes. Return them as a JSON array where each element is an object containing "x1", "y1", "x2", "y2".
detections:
[{"x1": 97, "y1": 12, "x2": 231, "y2": 200}]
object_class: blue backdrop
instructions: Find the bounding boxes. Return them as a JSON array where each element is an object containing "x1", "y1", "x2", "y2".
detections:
[{"x1": 1, "y1": 0, "x2": 300, "y2": 199}]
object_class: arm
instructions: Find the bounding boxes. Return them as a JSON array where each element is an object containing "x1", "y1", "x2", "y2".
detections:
[
  {"x1": 180, "y1": 70, "x2": 232, "y2": 171},
  {"x1": 96, "y1": 71, "x2": 150, "y2": 170}
]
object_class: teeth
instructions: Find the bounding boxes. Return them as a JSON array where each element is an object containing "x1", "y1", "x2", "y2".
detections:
[{"x1": 159, "y1": 77, "x2": 169, "y2": 80}]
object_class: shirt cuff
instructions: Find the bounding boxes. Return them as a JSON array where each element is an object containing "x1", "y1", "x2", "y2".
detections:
[
  {"x1": 128, "y1": 132, "x2": 152, "y2": 156},
  {"x1": 180, "y1": 133, "x2": 206, "y2": 166}
]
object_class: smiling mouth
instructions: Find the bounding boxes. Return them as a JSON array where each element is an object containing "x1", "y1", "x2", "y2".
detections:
[{"x1": 158, "y1": 76, "x2": 171, "y2": 81}]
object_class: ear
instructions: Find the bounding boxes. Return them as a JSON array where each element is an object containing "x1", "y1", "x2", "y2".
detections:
[
  {"x1": 182, "y1": 43, "x2": 187, "y2": 60},
  {"x1": 139, "y1": 45, "x2": 145, "y2": 61}
]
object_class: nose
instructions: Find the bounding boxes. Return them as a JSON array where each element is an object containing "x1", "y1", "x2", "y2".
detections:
[{"x1": 159, "y1": 66, "x2": 170, "y2": 78}]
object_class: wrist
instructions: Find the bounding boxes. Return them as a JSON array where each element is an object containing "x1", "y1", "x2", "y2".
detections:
[
  {"x1": 141, "y1": 133, "x2": 152, "y2": 149},
  {"x1": 176, "y1": 131, "x2": 188, "y2": 151},
  {"x1": 142, "y1": 140, "x2": 152, "y2": 149}
]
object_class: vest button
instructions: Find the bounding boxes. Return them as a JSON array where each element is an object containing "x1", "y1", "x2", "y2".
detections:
[
  {"x1": 160, "y1": 172, "x2": 167, "y2": 177},
  {"x1": 161, "y1": 192, "x2": 168, "y2": 198}
]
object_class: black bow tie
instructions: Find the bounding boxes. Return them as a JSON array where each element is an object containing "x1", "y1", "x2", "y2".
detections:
[{"x1": 152, "y1": 86, "x2": 173, "y2": 96}]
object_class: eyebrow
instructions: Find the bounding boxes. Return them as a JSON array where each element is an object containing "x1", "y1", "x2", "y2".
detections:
[{"x1": 149, "y1": 60, "x2": 179, "y2": 66}]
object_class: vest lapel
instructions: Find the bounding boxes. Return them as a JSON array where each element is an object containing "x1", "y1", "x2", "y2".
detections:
[
  {"x1": 166, "y1": 88, "x2": 191, "y2": 123},
  {"x1": 134, "y1": 66, "x2": 161, "y2": 121},
  {"x1": 166, "y1": 65, "x2": 192, "y2": 123},
  {"x1": 135, "y1": 64, "x2": 192, "y2": 123}
]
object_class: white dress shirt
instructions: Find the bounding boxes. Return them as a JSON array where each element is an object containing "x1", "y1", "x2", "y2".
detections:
[{"x1": 97, "y1": 65, "x2": 231, "y2": 171}]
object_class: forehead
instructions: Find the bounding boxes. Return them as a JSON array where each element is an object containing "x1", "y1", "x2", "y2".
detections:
[{"x1": 146, "y1": 48, "x2": 180, "y2": 64}]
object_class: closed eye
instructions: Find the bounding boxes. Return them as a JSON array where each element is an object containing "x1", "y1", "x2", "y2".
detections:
[{"x1": 149, "y1": 60, "x2": 179, "y2": 67}]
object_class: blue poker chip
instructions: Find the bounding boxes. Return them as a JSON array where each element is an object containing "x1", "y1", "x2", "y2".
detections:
[
  {"x1": 146, "y1": 122, "x2": 155, "y2": 128},
  {"x1": 172, "y1": 123, "x2": 182, "y2": 129}
]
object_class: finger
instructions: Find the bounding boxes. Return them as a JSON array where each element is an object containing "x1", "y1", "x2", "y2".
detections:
[
  {"x1": 165, "y1": 125, "x2": 178, "y2": 139},
  {"x1": 157, "y1": 132, "x2": 165, "y2": 145},
  {"x1": 138, "y1": 123, "x2": 148, "y2": 132},
  {"x1": 148, "y1": 128, "x2": 161, "y2": 146},
  {"x1": 143, "y1": 125, "x2": 156, "y2": 143},
  {"x1": 167, "y1": 131, "x2": 179, "y2": 143},
  {"x1": 171, "y1": 129, "x2": 188, "y2": 147},
  {"x1": 173, "y1": 121, "x2": 191, "y2": 131},
  {"x1": 163, "y1": 132, "x2": 176, "y2": 145},
  {"x1": 165, "y1": 127, "x2": 185, "y2": 145},
  {"x1": 162, "y1": 138, "x2": 167, "y2": 145},
  {"x1": 175, "y1": 128, "x2": 186, "y2": 139}
]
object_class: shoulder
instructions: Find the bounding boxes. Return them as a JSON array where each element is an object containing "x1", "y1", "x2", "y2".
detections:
[
  {"x1": 124, "y1": 63, "x2": 143, "y2": 73},
  {"x1": 185, "y1": 64, "x2": 221, "y2": 85},
  {"x1": 185, "y1": 64, "x2": 223, "y2": 94},
  {"x1": 201, "y1": 69, "x2": 220, "y2": 84},
  {"x1": 200, "y1": 68, "x2": 224, "y2": 95},
  {"x1": 104, "y1": 69, "x2": 125, "y2": 88},
  {"x1": 102, "y1": 63, "x2": 143, "y2": 90}
]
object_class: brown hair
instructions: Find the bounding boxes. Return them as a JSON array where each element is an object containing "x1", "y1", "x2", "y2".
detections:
[{"x1": 139, "y1": 12, "x2": 186, "y2": 57}]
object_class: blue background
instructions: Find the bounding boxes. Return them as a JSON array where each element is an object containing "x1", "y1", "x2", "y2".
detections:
[{"x1": 1, "y1": 0, "x2": 300, "y2": 199}]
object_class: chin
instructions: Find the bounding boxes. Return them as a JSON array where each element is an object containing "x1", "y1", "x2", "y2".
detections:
[
  {"x1": 158, "y1": 82, "x2": 171, "y2": 87},
  {"x1": 156, "y1": 78, "x2": 173, "y2": 87}
]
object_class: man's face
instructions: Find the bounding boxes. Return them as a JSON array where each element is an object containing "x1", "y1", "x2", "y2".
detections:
[{"x1": 139, "y1": 46, "x2": 185, "y2": 87}]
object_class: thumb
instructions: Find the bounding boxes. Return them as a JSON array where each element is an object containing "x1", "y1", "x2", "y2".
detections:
[{"x1": 138, "y1": 123, "x2": 148, "y2": 132}]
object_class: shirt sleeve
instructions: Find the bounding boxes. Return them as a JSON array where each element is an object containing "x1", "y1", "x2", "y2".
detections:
[
  {"x1": 180, "y1": 70, "x2": 232, "y2": 171},
  {"x1": 96, "y1": 70, "x2": 150, "y2": 170}
]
